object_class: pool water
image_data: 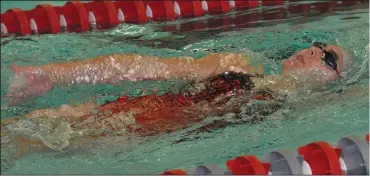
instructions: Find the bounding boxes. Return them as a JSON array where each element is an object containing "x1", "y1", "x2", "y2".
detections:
[{"x1": 1, "y1": 1, "x2": 369, "y2": 174}]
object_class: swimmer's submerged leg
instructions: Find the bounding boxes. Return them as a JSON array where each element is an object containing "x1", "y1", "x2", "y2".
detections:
[
  {"x1": 1, "y1": 117, "x2": 100, "y2": 172},
  {"x1": 172, "y1": 101, "x2": 285, "y2": 144}
]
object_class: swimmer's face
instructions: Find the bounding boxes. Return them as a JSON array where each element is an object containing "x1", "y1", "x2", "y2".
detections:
[{"x1": 282, "y1": 44, "x2": 344, "y2": 80}]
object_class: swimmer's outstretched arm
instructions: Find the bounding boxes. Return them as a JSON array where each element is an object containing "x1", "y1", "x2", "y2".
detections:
[
  {"x1": 12, "y1": 53, "x2": 255, "y2": 85},
  {"x1": 7, "y1": 52, "x2": 260, "y2": 104}
]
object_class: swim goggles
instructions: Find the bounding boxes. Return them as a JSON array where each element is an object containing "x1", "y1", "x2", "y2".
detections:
[{"x1": 312, "y1": 42, "x2": 340, "y2": 74}]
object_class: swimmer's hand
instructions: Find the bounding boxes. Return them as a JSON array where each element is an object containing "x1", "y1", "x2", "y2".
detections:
[{"x1": 6, "y1": 64, "x2": 53, "y2": 106}]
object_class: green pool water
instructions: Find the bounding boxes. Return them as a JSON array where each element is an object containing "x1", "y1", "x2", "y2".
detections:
[{"x1": 1, "y1": 1, "x2": 369, "y2": 174}]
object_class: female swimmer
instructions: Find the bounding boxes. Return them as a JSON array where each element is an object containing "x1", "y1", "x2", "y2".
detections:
[{"x1": 1, "y1": 42, "x2": 355, "y2": 165}]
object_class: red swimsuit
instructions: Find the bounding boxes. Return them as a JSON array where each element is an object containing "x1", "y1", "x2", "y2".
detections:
[{"x1": 83, "y1": 72, "x2": 273, "y2": 136}]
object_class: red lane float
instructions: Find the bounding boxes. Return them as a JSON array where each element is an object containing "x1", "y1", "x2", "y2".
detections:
[
  {"x1": 2, "y1": 8, "x2": 31, "y2": 36},
  {"x1": 162, "y1": 134, "x2": 369, "y2": 175},
  {"x1": 59, "y1": 1, "x2": 90, "y2": 33},
  {"x1": 231, "y1": 1, "x2": 259, "y2": 10},
  {"x1": 166, "y1": 0, "x2": 337, "y2": 32},
  {"x1": 202, "y1": 0, "x2": 231, "y2": 14},
  {"x1": 226, "y1": 155, "x2": 271, "y2": 175},
  {"x1": 83, "y1": 1, "x2": 119, "y2": 30},
  {"x1": 143, "y1": 1, "x2": 176, "y2": 21},
  {"x1": 161, "y1": 0, "x2": 353, "y2": 32},
  {"x1": 173, "y1": 1, "x2": 204, "y2": 17},
  {"x1": 0, "y1": 0, "x2": 368, "y2": 36},
  {"x1": 298, "y1": 141, "x2": 342, "y2": 175},
  {"x1": 29, "y1": 4, "x2": 60, "y2": 34},
  {"x1": 161, "y1": 169, "x2": 187, "y2": 175},
  {"x1": 113, "y1": 1, "x2": 146, "y2": 24}
]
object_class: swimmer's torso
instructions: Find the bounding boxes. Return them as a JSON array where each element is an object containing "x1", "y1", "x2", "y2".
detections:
[{"x1": 73, "y1": 72, "x2": 273, "y2": 136}]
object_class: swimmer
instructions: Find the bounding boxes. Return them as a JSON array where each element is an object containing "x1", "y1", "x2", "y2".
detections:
[
  {"x1": 6, "y1": 42, "x2": 354, "y2": 102},
  {"x1": 1, "y1": 42, "x2": 356, "y2": 167},
  {"x1": 6, "y1": 49, "x2": 253, "y2": 103}
]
